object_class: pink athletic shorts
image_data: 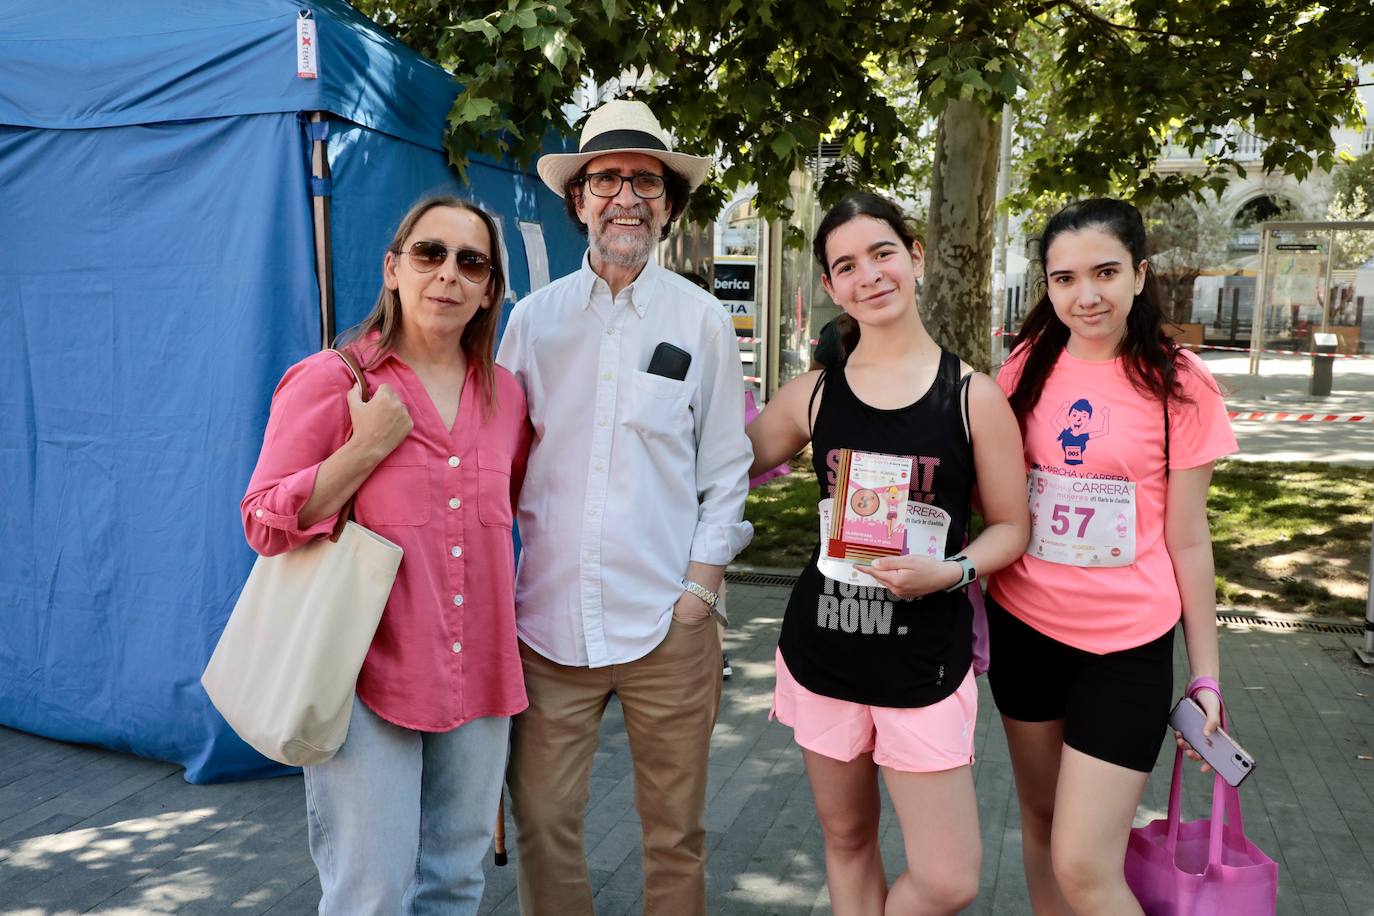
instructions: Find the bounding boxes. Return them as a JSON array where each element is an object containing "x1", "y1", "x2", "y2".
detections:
[{"x1": 771, "y1": 648, "x2": 977, "y2": 772}]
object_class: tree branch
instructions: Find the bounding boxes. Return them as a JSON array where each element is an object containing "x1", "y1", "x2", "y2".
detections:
[{"x1": 1060, "y1": 0, "x2": 1197, "y2": 40}]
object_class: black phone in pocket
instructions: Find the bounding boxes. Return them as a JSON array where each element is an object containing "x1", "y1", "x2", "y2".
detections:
[{"x1": 647, "y1": 342, "x2": 691, "y2": 381}]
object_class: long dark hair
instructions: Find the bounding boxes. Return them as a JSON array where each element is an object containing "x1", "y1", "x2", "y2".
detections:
[
  {"x1": 339, "y1": 195, "x2": 507, "y2": 416},
  {"x1": 1008, "y1": 198, "x2": 1188, "y2": 423},
  {"x1": 811, "y1": 191, "x2": 922, "y2": 363}
]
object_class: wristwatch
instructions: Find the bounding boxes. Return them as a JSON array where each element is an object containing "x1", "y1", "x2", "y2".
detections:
[
  {"x1": 944, "y1": 554, "x2": 977, "y2": 592},
  {"x1": 682, "y1": 580, "x2": 720, "y2": 610}
]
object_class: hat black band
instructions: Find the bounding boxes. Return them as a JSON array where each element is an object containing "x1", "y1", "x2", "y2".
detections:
[{"x1": 580, "y1": 129, "x2": 669, "y2": 154}]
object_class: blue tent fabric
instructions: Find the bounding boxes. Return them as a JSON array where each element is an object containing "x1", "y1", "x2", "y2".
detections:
[
  {"x1": 0, "y1": 0, "x2": 454, "y2": 152},
  {"x1": 0, "y1": 1, "x2": 585, "y2": 783},
  {"x1": 326, "y1": 122, "x2": 585, "y2": 330},
  {"x1": 0, "y1": 113, "x2": 319, "y2": 782}
]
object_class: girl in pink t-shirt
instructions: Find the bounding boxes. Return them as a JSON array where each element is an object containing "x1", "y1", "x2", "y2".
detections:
[{"x1": 987, "y1": 198, "x2": 1237, "y2": 915}]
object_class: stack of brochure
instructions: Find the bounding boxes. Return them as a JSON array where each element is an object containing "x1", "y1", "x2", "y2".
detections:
[{"x1": 826, "y1": 448, "x2": 913, "y2": 565}]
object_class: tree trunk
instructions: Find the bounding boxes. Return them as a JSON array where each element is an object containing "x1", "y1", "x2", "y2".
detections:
[{"x1": 923, "y1": 100, "x2": 1001, "y2": 372}]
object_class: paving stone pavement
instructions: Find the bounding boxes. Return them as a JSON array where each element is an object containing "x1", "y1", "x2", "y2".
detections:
[{"x1": 1, "y1": 582, "x2": 1372, "y2": 914}]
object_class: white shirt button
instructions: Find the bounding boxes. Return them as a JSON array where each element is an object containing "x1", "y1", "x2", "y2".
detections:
[
  {"x1": 606, "y1": 327, "x2": 616, "y2": 336},
  {"x1": 254, "y1": 509, "x2": 263, "y2": 518},
  {"x1": 451, "y1": 641, "x2": 462, "y2": 653},
  {"x1": 448, "y1": 456, "x2": 460, "y2": 467},
  {"x1": 602, "y1": 371, "x2": 613, "y2": 381},
  {"x1": 449, "y1": 498, "x2": 461, "y2": 509},
  {"x1": 452, "y1": 594, "x2": 464, "y2": 606},
  {"x1": 594, "y1": 462, "x2": 605, "y2": 472},
  {"x1": 451, "y1": 546, "x2": 462, "y2": 558},
  {"x1": 598, "y1": 417, "x2": 608, "y2": 427}
]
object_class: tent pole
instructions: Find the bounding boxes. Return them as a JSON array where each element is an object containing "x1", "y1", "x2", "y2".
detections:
[{"x1": 309, "y1": 112, "x2": 335, "y2": 350}]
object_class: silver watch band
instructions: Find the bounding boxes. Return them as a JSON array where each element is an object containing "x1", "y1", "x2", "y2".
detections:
[{"x1": 682, "y1": 580, "x2": 719, "y2": 609}]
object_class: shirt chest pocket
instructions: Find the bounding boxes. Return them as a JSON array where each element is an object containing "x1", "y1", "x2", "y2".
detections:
[
  {"x1": 624, "y1": 370, "x2": 692, "y2": 442},
  {"x1": 477, "y1": 447, "x2": 514, "y2": 528},
  {"x1": 355, "y1": 461, "x2": 432, "y2": 527}
]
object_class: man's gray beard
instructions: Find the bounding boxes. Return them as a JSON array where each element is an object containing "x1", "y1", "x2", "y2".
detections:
[{"x1": 588, "y1": 222, "x2": 655, "y2": 268}]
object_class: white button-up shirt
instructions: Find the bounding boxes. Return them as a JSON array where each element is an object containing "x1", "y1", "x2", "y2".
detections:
[{"x1": 497, "y1": 254, "x2": 753, "y2": 667}]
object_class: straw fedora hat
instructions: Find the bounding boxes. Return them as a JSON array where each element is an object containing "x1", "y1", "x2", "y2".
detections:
[{"x1": 537, "y1": 99, "x2": 714, "y2": 197}]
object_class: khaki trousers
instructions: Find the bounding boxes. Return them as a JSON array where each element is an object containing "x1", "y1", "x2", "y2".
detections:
[{"x1": 508, "y1": 615, "x2": 722, "y2": 915}]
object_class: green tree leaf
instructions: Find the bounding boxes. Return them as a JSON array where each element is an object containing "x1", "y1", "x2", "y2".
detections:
[{"x1": 356, "y1": 0, "x2": 1369, "y2": 371}]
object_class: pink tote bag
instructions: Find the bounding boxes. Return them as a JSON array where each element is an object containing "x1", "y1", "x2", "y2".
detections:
[{"x1": 1125, "y1": 709, "x2": 1277, "y2": 915}]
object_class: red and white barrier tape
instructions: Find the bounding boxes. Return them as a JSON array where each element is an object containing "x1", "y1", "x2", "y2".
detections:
[
  {"x1": 1183, "y1": 343, "x2": 1367, "y2": 359},
  {"x1": 1228, "y1": 411, "x2": 1374, "y2": 423},
  {"x1": 730, "y1": 333, "x2": 1363, "y2": 357},
  {"x1": 740, "y1": 331, "x2": 1008, "y2": 346},
  {"x1": 738, "y1": 379, "x2": 1366, "y2": 420}
]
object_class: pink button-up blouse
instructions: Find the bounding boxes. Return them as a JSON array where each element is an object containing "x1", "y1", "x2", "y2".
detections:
[{"x1": 241, "y1": 336, "x2": 531, "y2": 731}]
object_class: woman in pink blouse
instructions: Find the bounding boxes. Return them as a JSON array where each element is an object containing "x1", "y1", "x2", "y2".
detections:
[{"x1": 241, "y1": 196, "x2": 531, "y2": 914}]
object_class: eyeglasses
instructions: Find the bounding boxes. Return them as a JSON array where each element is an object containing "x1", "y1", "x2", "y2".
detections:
[
  {"x1": 580, "y1": 171, "x2": 666, "y2": 200},
  {"x1": 399, "y1": 241, "x2": 493, "y2": 283}
]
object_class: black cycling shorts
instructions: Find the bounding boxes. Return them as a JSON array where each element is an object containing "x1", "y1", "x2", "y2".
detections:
[{"x1": 986, "y1": 593, "x2": 1175, "y2": 773}]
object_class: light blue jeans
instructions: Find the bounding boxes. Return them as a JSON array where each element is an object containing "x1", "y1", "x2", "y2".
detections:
[{"x1": 303, "y1": 696, "x2": 511, "y2": 915}]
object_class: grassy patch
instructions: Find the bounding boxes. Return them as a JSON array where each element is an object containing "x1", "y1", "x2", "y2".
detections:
[
  {"x1": 1206, "y1": 460, "x2": 1373, "y2": 617},
  {"x1": 739, "y1": 468, "x2": 822, "y2": 570},
  {"x1": 740, "y1": 458, "x2": 1374, "y2": 618}
]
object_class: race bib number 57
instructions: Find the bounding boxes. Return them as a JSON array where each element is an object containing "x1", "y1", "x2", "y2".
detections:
[{"x1": 1027, "y1": 468, "x2": 1136, "y2": 567}]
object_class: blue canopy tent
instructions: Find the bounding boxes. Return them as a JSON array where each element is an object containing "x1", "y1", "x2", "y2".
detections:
[{"x1": 0, "y1": 0, "x2": 582, "y2": 782}]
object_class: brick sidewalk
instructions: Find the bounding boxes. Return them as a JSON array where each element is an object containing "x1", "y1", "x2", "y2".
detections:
[{"x1": 1, "y1": 582, "x2": 1372, "y2": 914}]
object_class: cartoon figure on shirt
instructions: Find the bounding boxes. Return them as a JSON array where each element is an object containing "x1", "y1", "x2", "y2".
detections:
[
  {"x1": 1052, "y1": 398, "x2": 1111, "y2": 466},
  {"x1": 885, "y1": 485, "x2": 901, "y2": 536}
]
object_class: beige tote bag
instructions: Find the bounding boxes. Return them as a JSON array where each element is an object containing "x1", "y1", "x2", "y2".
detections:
[{"x1": 203, "y1": 349, "x2": 403, "y2": 767}]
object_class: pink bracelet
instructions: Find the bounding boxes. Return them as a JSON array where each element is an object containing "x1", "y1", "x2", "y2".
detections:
[
  {"x1": 1187, "y1": 676, "x2": 1225, "y2": 729},
  {"x1": 1187, "y1": 676, "x2": 1222, "y2": 703}
]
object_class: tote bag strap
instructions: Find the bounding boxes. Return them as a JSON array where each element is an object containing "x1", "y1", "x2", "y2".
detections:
[
  {"x1": 326, "y1": 347, "x2": 372, "y2": 543},
  {"x1": 1166, "y1": 685, "x2": 1243, "y2": 856},
  {"x1": 1198, "y1": 692, "x2": 1248, "y2": 867},
  {"x1": 1164, "y1": 744, "x2": 1186, "y2": 848},
  {"x1": 1169, "y1": 683, "x2": 1244, "y2": 867}
]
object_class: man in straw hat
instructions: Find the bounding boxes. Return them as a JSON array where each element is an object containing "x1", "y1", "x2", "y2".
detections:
[{"x1": 496, "y1": 99, "x2": 753, "y2": 914}]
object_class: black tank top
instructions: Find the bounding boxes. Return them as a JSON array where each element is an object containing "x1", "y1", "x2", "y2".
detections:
[{"x1": 778, "y1": 349, "x2": 975, "y2": 707}]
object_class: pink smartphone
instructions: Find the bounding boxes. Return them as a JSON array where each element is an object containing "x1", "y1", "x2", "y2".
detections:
[{"x1": 1169, "y1": 696, "x2": 1256, "y2": 787}]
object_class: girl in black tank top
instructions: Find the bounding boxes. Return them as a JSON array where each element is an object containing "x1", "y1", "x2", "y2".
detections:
[
  {"x1": 745, "y1": 192, "x2": 1029, "y2": 915},
  {"x1": 779, "y1": 349, "x2": 975, "y2": 707}
]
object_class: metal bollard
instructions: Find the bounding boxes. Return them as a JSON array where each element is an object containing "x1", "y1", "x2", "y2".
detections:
[{"x1": 1310, "y1": 332, "x2": 1336, "y2": 397}]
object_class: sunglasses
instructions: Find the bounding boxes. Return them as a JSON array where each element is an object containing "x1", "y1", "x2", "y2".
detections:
[{"x1": 400, "y1": 241, "x2": 493, "y2": 284}]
